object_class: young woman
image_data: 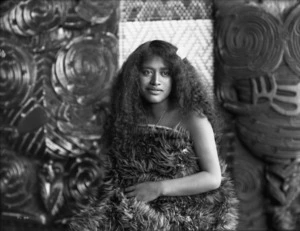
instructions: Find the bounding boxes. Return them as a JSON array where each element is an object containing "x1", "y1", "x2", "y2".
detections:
[{"x1": 70, "y1": 40, "x2": 239, "y2": 231}]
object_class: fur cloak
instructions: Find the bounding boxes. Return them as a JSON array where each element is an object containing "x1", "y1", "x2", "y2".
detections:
[{"x1": 70, "y1": 125, "x2": 239, "y2": 231}]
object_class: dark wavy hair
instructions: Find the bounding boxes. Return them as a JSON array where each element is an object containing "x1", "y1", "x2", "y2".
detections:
[{"x1": 103, "y1": 40, "x2": 220, "y2": 146}]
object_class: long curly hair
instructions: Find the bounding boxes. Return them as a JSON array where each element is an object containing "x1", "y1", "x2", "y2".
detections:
[{"x1": 104, "y1": 40, "x2": 220, "y2": 147}]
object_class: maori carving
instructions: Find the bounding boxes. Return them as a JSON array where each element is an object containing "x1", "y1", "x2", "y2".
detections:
[
  {"x1": 0, "y1": 35, "x2": 48, "y2": 157},
  {"x1": 284, "y1": 4, "x2": 300, "y2": 75},
  {"x1": 38, "y1": 153, "x2": 108, "y2": 221},
  {"x1": 75, "y1": 0, "x2": 117, "y2": 24},
  {"x1": 233, "y1": 140, "x2": 266, "y2": 229},
  {"x1": 0, "y1": 0, "x2": 120, "y2": 229},
  {"x1": 216, "y1": 4, "x2": 283, "y2": 73},
  {"x1": 251, "y1": 74, "x2": 300, "y2": 116},
  {"x1": 0, "y1": 35, "x2": 37, "y2": 108},
  {"x1": 0, "y1": 146, "x2": 47, "y2": 224},
  {"x1": 1, "y1": 149, "x2": 35, "y2": 209},
  {"x1": 46, "y1": 33, "x2": 117, "y2": 158},
  {"x1": 218, "y1": 115, "x2": 267, "y2": 229},
  {"x1": 0, "y1": 0, "x2": 73, "y2": 36},
  {"x1": 215, "y1": 2, "x2": 300, "y2": 230},
  {"x1": 63, "y1": 153, "x2": 106, "y2": 212},
  {"x1": 266, "y1": 160, "x2": 300, "y2": 230},
  {"x1": 0, "y1": 34, "x2": 52, "y2": 157},
  {"x1": 40, "y1": 160, "x2": 65, "y2": 217},
  {"x1": 51, "y1": 33, "x2": 117, "y2": 106}
]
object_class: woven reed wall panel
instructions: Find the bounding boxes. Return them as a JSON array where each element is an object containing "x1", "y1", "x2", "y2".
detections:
[{"x1": 120, "y1": 0, "x2": 212, "y2": 21}]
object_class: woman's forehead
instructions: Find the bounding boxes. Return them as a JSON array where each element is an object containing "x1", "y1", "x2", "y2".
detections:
[{"x1": 142, "y1": 55, "x2": 169, "y2": 67}]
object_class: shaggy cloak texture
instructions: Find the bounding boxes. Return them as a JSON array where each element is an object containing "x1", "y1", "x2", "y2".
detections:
[{"x1": 70, "y1": 125, "x2": 239, "y2": 231}]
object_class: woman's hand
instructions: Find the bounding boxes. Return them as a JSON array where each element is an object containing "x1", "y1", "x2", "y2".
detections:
[{"x1": 124, "y1": 181, "x2": 162, "y2": 202}]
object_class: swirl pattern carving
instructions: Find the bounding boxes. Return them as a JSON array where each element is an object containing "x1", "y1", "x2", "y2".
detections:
[
  {"x1": 216, "y1": 4, "x2": 300, "y2": 162},
  {"x1": 217, "y1": 5, "x2": 283, "y2": 73},
  {"x1": 45, "y1": 103, "x2": 106, "y2": 158},
  {"x1": 284, "y1": 5, "x2": 300, "y2": 75},
  {"x1": 46, "y1": 33, "x2": 117, "y2": 159},
  {"x1": 0, "y1": 0, "x2": 73, "y2": 36},
  {"x1": 0, "y1": 149, "x2": 36, "y2": 209},
  {"x1": 0, "y1": 0, "x2": 120, "y2": 229},
  {"x1": 233, "y1": 145, "x2": 266, "y2": 228},
  {"x1": 234, "y1": 158, "x2": 262, "y2": 208},
  {"x1": 64, "y1": 153, "x2": 105, "y2": 212},
  {"x1": 51, "y1": 33, "x2": 117, "y2": 106},
  {"x1": 75, "y1": 0, "x2": 117, "y2": 24},
  {"x1": 0, "y1": 36, "x2": 36, "y2": 108}
]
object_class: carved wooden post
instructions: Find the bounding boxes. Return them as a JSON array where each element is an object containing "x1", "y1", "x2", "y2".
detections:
[
  {"x1": 0, "y1": 0, "x2": 119, "y2": 230},
  {"x1": 215, "y1": 0, "x2": 300, "y2": 230}
]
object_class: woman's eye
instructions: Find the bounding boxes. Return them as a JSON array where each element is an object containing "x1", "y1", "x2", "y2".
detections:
[
  {"x1": 161, "y1": 70, "x2": 170, "y2": 77},
  {"x1": 142, "y1": 69, "x2": 152, "y2": 76}
]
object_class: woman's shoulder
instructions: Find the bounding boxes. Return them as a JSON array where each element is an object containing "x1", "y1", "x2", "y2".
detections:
[{"x1": 181, "y1": 111, "x2": 212, "y2": 135}]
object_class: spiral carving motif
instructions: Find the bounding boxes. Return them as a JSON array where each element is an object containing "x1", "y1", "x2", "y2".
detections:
[
  {"x1": 45, "y1": 103, "x2": 104, "y2": 158},
  {"x1": 217, "y1": 5, "x2": 283, "y2": 72},
  {"x1": 0, "y1": 36, "x2": 36, "y2": 108},
  {"x1": 64, "y1": 153, "x2": 105, "y2": 210},
  {"x1": 75, "y1": 0, "x2": 117, "y2": 24},
  {"x1": 233, "y1": 154, "x2": 263, "y2": 211},
  {"x1": 230, "y1": 64, "x2": 300, "y2": 161},
  {"x1": 284, "y1": 4, "x2": 300, "y2": 75},
  {"x1": 0, "y1": 149, "x2": 36, "y2": 209},
  {"x1": 51, "y1": 33, "x2": 117, "y2": 106},
  {"x1": 233, "y1": 151, "x2": 266, "y2": 228},
  {"x1": 55, "y1": 104, "x2": 104, "y2": 139},
  {"x1": 0, "y1": 0, "x2": 73, "y2": 36}
]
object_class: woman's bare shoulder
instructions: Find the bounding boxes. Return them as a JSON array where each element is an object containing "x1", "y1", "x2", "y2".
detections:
[{"x1": 183, "y1": 112, "x2": 212, "y2": 136}]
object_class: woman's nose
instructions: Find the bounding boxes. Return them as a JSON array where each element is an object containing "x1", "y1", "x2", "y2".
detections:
[{"x1": 150, "y1": 72, "x2": 160, "y2": 85}]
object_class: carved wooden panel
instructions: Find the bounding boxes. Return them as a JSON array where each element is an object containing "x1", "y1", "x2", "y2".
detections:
[
  {"x1": 0, "y1": 0, "x2": 119, "y2": 230},
  {"x1": 215, "y1": 0, "x2": 300, "y2": 230}
]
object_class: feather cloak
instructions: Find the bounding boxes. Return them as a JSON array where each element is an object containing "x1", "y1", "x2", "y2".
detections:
[{"x1": 70, "y1": 125, "x2": 239, "y2": 231}]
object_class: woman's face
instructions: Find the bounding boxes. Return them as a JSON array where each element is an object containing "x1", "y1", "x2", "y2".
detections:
[{"x1": 139, "y1": 55, "x2": 172, "y2": 105}]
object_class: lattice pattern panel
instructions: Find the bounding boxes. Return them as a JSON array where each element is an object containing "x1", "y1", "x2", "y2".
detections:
[
  {"x1": 120, "y1": 0, "x2": 212, "y2": 21},
  {"x1": 119, "y1": 20, "x2": 213, "y2": 86}
]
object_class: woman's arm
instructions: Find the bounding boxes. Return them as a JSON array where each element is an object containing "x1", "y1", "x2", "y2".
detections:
[
  {"x1": 159, "y1": 114, "x2": 221, "y2": 196},
  {"x1": 125, "y1": 115, "x2": 222, "y2": 202}
]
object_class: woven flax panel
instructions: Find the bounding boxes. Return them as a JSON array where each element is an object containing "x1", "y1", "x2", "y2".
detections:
[{"x1": 120, "y1": 0, "x2": 212, "y2": 21}]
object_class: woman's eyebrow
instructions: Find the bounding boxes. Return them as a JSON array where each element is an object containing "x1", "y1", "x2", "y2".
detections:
[
  {"x1": 142, "y1": 66, "x2": 169, "y2": 69},
  {"x1": 140, "y1": 65, "x2": 169, "y2": 70}
]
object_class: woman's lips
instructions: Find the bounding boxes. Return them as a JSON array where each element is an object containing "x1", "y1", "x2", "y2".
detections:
[{"x1": 147, "y1": 88, "x2": 162, "y2": 94}]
